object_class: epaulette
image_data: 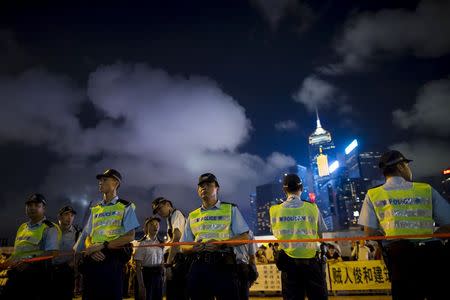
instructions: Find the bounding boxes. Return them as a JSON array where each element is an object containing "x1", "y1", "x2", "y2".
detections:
[
  {"x1": 118, "y1": 199, "x2": 132, "y2": 207},
  {"x1": 43, "y1": 220, "x2": 55, "y2": 228},
  {"x1": 368, "y1": 184, "x2": 383, "y2": 190}
]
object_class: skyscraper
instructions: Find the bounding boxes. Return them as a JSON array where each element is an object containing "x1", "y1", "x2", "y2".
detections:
[{"x1": 308, "y1": 109, "x2": 336, "y2": 218}]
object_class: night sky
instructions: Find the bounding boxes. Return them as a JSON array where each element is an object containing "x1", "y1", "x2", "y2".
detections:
[{"x1": 1, "y1": 0, "x2": 449, "y2": 242}]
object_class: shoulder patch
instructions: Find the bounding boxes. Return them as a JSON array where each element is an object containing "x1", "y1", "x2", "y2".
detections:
[
  {"x1": 43, "y1": 220, "x2": 55, "y2": 228},
  {"x1": 220, "y1": 201, "x2": 237, "y2": 207},
  {"x1": 117, "y1": 199, "x2": 131, "y2": 207}
]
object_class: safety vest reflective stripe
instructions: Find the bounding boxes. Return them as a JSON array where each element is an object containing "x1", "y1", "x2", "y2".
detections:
[
  {"x1": 188, "y1": 203, "x2": 233, "y2": 242},
  {"x1": 377, "y1": 209, "x2": 432, "y2": 219},
  {"x1": 272, "y1": 229, "x2": 317, "y2": 236},
  {"x1": 368, "y1": 182, "x2": 433, "y2": 237},
  {"x1": 91, "y1": 202, "x2": 126, "y2": 243},
  {"x1": 269, "y1": 201, "x2": 319, "y2": 259}
]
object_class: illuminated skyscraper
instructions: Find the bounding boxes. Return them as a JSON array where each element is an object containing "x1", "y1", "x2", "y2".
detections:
[{"x1": 308, "y1": 109, "x2": 336, "y2": 218}]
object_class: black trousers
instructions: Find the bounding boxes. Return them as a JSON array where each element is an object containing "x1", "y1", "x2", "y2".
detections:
[
  {"x1": 81, "y1": 255, "x2": 125, "y2": 300},
  {"x1": 1, "y1": 262, "x2": 52, "y2": 300},
  {"x1": 166, "y1": 253, "x2": 189, "y2": 300},
  {"x1": 135, "y1": 266, "x2": 163, "y2": 300},
  {"x1": 382, "y1": 240, "x2": 445, "y2": 300},
  {"x1": 280, "y1": 256, "x2": 328, "y2": 300},
  {"x1": 187, "y1": 253, "x2": 239, "y2": 300},
  {"x1": 236, "y1": 263, "x2": 252, "y2": 300},
  {"x1": 52, "y1": 263, "x2": 75, "y2": 300}
]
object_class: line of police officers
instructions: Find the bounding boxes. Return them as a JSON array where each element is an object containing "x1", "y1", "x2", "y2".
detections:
[{"x1": 1, "y1": 149, "x2": 449, "y2": 300}]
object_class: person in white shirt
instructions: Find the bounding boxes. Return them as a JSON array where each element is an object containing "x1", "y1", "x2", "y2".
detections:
[
  {"x1": 152, "y1": 197, "x2": 187, "y2": 300},
  {"x1": 134, "y1": 217, "x2": 164, "y2": 300}
]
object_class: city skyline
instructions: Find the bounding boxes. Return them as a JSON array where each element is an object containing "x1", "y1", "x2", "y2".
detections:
[{"x1": 1, "y1": 1, "x2": 449, "y2": 242}]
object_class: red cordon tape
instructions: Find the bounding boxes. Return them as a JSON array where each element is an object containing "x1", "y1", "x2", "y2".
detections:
[{"x1": 20, "y1": 232, "x2": 450, "y2": 263}]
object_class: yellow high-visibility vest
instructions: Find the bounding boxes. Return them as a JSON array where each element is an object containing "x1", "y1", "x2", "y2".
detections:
[
  {"x1": 12, "y1": 220, "x2": 60, "y2": 259},
  {"x1": 368, "y1": 182, "x2": 433, "y2": 237},
  {"x1": 270, "y1": 201, "x2": 319, "y2": 259},
  {"x1": 90, "y1": 201, "x2": 127, "y2": 243},
  {"x1": 188, "y1": 202, "x2": 233, "y2": 242}
]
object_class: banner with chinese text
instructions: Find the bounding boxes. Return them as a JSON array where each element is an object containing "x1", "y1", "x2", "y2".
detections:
[{"x1": 327, "y1": 260, "x2": 391, "y2": 291}]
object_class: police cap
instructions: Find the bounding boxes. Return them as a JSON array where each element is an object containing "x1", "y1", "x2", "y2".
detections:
[
  {"x1": 96, "y1": 169, "x2": 122, "y2": 183},
  {"x1": 152, "y1": 197, "x2": 173, "y2": 214},
  {"x1": 283, "y1": 173, "x2": 303, "y2": 188},
  {"x1": 198, "y1": 173, "x2": 219, "y2": 187},
  {"x1": 25, "y1": 193, "x2": 47, "y2": 206},
  {"x1": 379, "y1": 150, "x2": 413, "y2": 169},
  {"x1": 58, "y1": 205, "x2": 77, "y2": 216}
]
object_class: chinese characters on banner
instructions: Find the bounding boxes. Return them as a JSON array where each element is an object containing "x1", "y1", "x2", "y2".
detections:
[
  {"x1": 250, "y1": 264, "x2": 282, "y2": 291},
  {"x1": 327, "y1": 260, "x2": 391, "y2": 291}
]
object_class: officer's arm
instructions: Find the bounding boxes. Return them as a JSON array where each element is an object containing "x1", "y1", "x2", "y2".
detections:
[
  {"x1": 108, "y1": 230, "x2": 135, "y2": 248},
  {"x1": 42, "y1": 226, "x2": 60, "y2": 257},
  {"x1": 358, "y1": 194, "x2": 383, "y2": 236},
  {"x1": 166, "y1": 228, "x2": 182, "y2": 265},
  {"x1": 431, "y1": 188, "x2": 450, "y2": 233}
]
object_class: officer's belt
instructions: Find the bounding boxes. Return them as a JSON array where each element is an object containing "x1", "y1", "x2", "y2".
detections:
[{"x1": 193, "y1": 251, "x2": 235, "y2": 264}]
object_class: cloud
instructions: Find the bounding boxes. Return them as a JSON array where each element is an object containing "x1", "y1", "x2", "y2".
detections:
[
  {"x1": 0, "y1": 63, "x2": 296, "y2": 228},
  {"x1": 321, "y1": 0, "x2": 450, "y2": 74},
  {"x1": 390, "y1": 140, "x2": 450, "y2": 178},
  {"x1": 393, "y1": 77, "x2": 450, "y2": 136},
  {"x1": 250, "y1": 0, "x2": 316, "y2": 33},
  {"x1": 390, "y1": 76, "x2": 450, "y2": 178},
  {"x1": 292, "y1": 75, "x2": 350, "y2": 113},
  {"x1": 275, "y1": 120, "x2": 298, "y2": 131}
]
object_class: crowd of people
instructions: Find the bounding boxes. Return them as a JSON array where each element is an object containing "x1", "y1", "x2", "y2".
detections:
[{"x1": 0, "y1": 150, "x2": 449, "y2": 300}]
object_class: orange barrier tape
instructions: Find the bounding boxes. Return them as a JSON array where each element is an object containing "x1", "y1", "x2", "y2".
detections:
[{"x1": 18, "y1": 232, "x2": 450, "y2": 264}]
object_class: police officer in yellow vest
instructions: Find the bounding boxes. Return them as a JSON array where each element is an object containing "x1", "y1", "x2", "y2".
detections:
[
  {"x1": 74, "y1": 169, "x2": 140, "y2": 300},
  {"x1": 1, "y1": 193, "x2": 60, "y2": 300},
  {"x1": 270, "y1": 174, "x2": 328, "y2": 300},
  {"x1": 358, "y1": 150, "x2": 450, "y2": 300},
  {"x1": 181, "y1": 173, "x2": 250, "y2": 300}
]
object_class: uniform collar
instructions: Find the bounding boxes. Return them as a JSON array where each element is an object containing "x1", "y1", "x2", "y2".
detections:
[
  {"x1": 385, "y1": 176, "x2": 407, "y2": 185},
  {"x1": 27, "y1": 217, "x2": 46, "y2": 228},
  {"x1": 100, "y1": 195, "x2": 119, "y2": 206},
  {"x1": 286, "y1": 194, "x2": 301, "y2": 202},
  {"x1": 201, "y1": 199, "x2": 221, "y2": 211}
]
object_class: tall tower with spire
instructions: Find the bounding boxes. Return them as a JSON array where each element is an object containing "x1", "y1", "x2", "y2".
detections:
[{"x1": 308, "y1": 109, "x2": 336, "y2": 224}]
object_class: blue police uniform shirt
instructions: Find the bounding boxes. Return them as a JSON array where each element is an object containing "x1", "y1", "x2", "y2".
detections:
[
  {"x1": 358, "y1": 176, "x2": 450, "y2": 244},
  {"x1": 74, "y1": 196, "x2": 140, "y2": 252},
  {"x1": 25, "y1": 217, "x2": 60, "y2": 251},
  {"x1": 234, "y1": 230, "x2": 257, "y2": 264},
  {"x1": 181, "y1": 200, "x2": 250, "y2": 243}
]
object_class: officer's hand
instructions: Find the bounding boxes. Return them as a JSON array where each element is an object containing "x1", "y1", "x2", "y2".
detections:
[
  {"x1": 192, "y1": 239, "x2": 205, "y2": 252},
  {"x1": 90, "y1": 251, "x2": 106, "y2": 262},
  {"x1": 85, "y1": 244, "x2": 104, "y2": 256},
  {"x1": 203, "y1": 239, "x2": 222, "y2": 251}
]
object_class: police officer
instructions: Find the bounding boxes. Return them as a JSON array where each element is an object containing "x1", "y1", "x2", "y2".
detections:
[
  {"x1": 181, "y1": 173, "x2": 250, "y2": 300},
  {"x1": 270, "y1": 174, "x2": 328, "y2": 300},
  {"x1": 358, "y1": 150, "x2": 450, "y2": 300},
  {"x1": 151, "y1": 197, "x2": 187, "y2": 300},
  {"x1": 1, "y1": 193, "x2": 60, "y2": 300},
  {"x1": 234, "y1": 230, "x2": 258, "y2": 300},
  {"x1": 53, "y1": 205, "x2": 80, "y2": 300},
  {"x1": 74, "y1": 169, "x2": 140, "y2": 300}
]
